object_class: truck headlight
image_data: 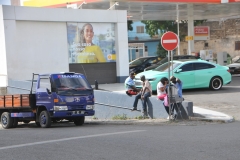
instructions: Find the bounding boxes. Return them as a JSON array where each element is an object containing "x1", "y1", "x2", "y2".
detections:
[
  {"x1": 54, "y1": 106, "x2": 68, "y2": 111},
  {"x1": 86, "y1": 105, "x2": 94, "y2": 110}
]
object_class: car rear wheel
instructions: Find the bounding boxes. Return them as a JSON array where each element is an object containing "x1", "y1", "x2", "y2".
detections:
[{"x1": 209, "y1": 77, "x2": 222, "y2": 90}]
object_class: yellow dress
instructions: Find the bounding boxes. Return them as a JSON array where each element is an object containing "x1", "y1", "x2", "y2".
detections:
[{"x1": 77, "y1": 46, "x2": 106, "y2": 63}]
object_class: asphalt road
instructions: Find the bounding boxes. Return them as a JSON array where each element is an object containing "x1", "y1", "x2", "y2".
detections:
[
  {"x1": 0, "y1": 75, "x2": 239, "y2": 160},
  {"x1": 0, "y1": 122, "x2": 240, "y2": 160},
  {"x1": 182, "y1": 74, "x2": 240, "y2": 120}
]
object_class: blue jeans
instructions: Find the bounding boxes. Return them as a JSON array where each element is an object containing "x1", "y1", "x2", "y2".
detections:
[{"x1": 133, "y1": 92, "x2": 151, "y2": 110}]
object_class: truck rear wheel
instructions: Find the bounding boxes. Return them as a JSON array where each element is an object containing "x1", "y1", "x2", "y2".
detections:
[
  {"x1": 74, "y1": 116, "x2": 85, "y2": 126},
  {"x1": 1, "y1": 112, "x2": 13, "y2": 129},
  {"x1": 39, "y1": 110, "x2": 51, "y2": 128}
]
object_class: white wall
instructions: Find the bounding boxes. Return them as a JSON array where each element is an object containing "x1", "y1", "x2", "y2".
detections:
[
  {"x1": 6, "y1": 21, "x2": 69, "y2": 80},
  {"x1": 0, "y1": 6, "x2": 8, "y2": 87},
  {"x1": 0, "y1": 5, "x2": 128, "y2": 84}
]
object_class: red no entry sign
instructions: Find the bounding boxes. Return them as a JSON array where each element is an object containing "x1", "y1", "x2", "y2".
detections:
[{"x1": 161, "y1": 31, "x2": 179, "y2": 51}]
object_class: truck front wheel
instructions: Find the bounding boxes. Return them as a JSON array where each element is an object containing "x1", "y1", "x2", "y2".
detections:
[
  {"x1": 39, "y1": 111, "x2": 51, "y2": 128},
  {"x1": 74, "y1": 116, "x2": 85, "y2": 126},
  {"x1": 1, "y1": 112, "x2": 13, "y2": 129}
]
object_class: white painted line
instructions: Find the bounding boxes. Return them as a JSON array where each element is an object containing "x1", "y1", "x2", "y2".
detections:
[
  {"x1": 163, "y1": 39, "x2": 177, "y2": 43},
  {"x1": 0, "y1": 130, "x2": 145, "y2": 150}
]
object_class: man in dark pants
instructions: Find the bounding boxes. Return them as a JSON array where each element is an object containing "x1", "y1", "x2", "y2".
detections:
[{"x1": 132, "y1": 75, "x2": 152, "y2": 113}]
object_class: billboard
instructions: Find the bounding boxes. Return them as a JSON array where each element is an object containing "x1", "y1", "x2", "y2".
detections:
[
  {"x1": 194, "y1": 26, "x2": 210, "y2": 40},
  {"x1": 67, "y1": 23, "x2": 116, "y2": 63}
]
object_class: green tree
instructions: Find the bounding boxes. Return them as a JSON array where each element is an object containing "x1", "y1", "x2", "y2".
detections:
[
  {"x1": 156, "y1": 43, "x2": 168, "y2": 58},
  {"x1": 141, "y1": 20, "x2": 205, "y2": 57}
]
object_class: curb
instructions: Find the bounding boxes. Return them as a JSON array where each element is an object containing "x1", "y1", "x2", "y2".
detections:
[{"x1": 192, "y1": 106, "x2": 234, "y2": 123}]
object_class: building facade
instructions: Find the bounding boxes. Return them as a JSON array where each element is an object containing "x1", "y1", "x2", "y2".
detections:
[{"x1": 0, "y1": 5, "x2": 129, "y2": 90}]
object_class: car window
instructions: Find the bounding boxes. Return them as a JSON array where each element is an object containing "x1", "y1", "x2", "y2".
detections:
[
  {"x1": 179, "y1": 63, "x2": 194, "y2": 72},
  {"x1": 160, "y1": 56, "x2": 198, "y2": 63},
  {"x1": 194, "y1": 63, "x2": 215, "y2": 70},
  {"x1": 235, "y1": 59, "x2": 240, "y2": 63},
  {"x1": 129, "y1": 58, "x2": 146, "y2": 65},
  {"x1": 147, "y1": 58, "x2": 160, "y2": 64},
  {"x1": 129, "y1": 57, "x2": 156, "y2": 65},
  {"x1": 154, "y1": 62, "x2": 181, "y2": 72},
  {"x1": 39, "y1": 77, "x2": 51, "y2": 89},
  {"x1": 157, "y1": 57, "x2": 168, "y2": 64},
  {"x1": 175, "y1": 56, "x2": 198, "y2": 60},
  {"x1": 188, "y1": 56, "x2": 198, "y2": 59}
]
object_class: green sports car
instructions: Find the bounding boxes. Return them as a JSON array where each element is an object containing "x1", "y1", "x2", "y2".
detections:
[{"x1": 134, "y1": 59, "x2": 232, "y2": 91}]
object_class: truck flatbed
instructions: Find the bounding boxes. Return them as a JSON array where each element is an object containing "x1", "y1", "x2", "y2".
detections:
[{"x1": 0, "y1": 94, "x2": 36, "y2": 109}]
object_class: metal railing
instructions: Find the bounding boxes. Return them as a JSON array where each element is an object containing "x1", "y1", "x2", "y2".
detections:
[
  {"x1": 95, "y1": 102, "x2": 141, "y2": 112},
  {"x1": 7, "y1": 85, "x2": 31, "y2": 91}
]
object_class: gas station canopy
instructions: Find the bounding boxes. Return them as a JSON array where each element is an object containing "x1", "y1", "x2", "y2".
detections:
[{"x1": 23, "y1": 0, "x2": 240, "y2": 21}]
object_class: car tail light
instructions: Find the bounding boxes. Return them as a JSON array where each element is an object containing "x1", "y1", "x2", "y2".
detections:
[{"x1": 227, "y1": 69, "x2": 230, "y2": 73}]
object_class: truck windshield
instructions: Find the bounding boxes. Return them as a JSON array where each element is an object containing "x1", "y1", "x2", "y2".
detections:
[{"x1": 52, "y1": 74, "x2": 92, "y2": 96}]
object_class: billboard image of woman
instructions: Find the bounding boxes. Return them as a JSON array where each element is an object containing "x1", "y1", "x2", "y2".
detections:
[{"x1": 67, "y1": 22, "x2": 116, "y2": 63}]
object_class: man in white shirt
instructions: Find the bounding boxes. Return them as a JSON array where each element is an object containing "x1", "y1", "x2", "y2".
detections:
[{"x1": 132, "y1": 75, "x2": 152, "y2": 113}]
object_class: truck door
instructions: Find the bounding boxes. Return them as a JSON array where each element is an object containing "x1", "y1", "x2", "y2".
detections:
[{"x1": 36, "y1": 76, "x2": 53, "y2": 109}]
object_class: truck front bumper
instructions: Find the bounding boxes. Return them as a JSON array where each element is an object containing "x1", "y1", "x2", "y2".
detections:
[{"x1": 52, "y1": 110, "x2": 95, "y2": 117}]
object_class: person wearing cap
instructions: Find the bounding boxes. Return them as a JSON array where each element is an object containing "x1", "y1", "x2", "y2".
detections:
[{"x1": 132, "y1": 75, "x2": 152, "y2": 113}]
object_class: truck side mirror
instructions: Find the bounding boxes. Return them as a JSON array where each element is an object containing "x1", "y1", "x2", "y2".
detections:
[{"x1": 46, "y1": 88, "x2": 51, "y2": 94}]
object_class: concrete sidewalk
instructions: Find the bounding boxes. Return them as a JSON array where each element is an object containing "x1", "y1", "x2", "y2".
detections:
[
  {"x1": 93, "y1": 83, "x2": 234, "y2": 123},
  {"x1": 192, "y1": 106, "x2": 234, "y2": 123}
]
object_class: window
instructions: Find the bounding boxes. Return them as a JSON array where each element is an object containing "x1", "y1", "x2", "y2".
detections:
[
  {"x1": 145, "y1": 46, "x2": 148, "y2": 52},
  {"x1": 136, "y1": 26, "x2": 144, "y2": 33},
  {"x1": 235, "y1": 41, "x2": 240, "y2": 50},
  {"x1": 147, "y1": 58, "x2": 158, "y2": 64},
  {"x1": 194, "y1": 63, "x2": 215, "y2": 70},
  {"x1": 154, "y1": 62, "x2": 181, "y2": 72},
  {"x1": 179, "y1": 63, "x2": 194, "y2": 72},
  {"x1": 39, "y1": 77, "x2": 51, "y2": 89}
]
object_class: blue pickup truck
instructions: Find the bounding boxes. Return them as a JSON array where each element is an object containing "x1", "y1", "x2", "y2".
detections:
[{"x1": 0, "y1": 72, "x2": 95, "y2": 129}]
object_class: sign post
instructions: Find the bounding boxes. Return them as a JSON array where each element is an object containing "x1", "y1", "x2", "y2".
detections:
[{"x1": 161, "y1": 31, "x2": 179, "y2": 120}]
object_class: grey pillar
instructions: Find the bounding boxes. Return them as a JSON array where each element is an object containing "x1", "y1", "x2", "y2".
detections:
[{"x1": 187, "y1": 4, "x2": 194, "y2": 55}]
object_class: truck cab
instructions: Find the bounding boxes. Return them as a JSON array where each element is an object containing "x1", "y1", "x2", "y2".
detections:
[
  {"x1": 0, "y1": 72, "x2": 95, "y2": 129},
  {"x1": 35, "y1": 72, "x2": 95, "y2": 127}
]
